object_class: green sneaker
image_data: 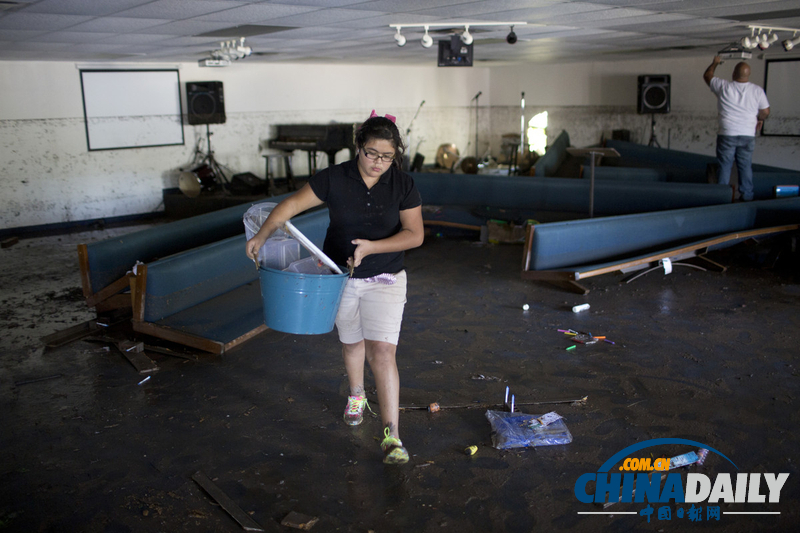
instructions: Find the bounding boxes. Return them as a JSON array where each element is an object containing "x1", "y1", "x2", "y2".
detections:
[
  {"x1": 343, "y1": 395, "x2": 369, "y2": 426},
  {"x1": 380, "y1": 427, "x2": 409, "y2": 464}
]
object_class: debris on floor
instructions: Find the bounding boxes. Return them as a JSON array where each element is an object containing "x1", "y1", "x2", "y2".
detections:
[
  {"x1": 524, "y1": 411, "x2": 564, "y2": 429},
  {"x1": 192, "y1": 471, "x2": 265, "y2": 532},
  {"x1": 486, "y1": 387, "x2": 575, "y2": 449},
  {"x1": 1, "y1": 236, "x2": 19, "y2": 248},
  {"x1": 559, "y1": 328, "x2": 616, "y2": 346},
  {"x1": 13, "y1": 374, "x2": 63, "y2": 387},
  {"x1": 40, "y1": 318, "x2": 105, "y2": 348},
  {"x1": 281, "y1": 511, "x2": 319, "y2": 530},
  {"x1": 116, "y1": 340, "x2": 159, "y2": 374},
  {"x1": 485, "y1": 409, "x2": 573, "y2": 449}
]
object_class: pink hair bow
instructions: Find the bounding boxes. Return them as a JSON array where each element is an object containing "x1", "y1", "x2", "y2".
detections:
[{"x1": 369, "y1": 109, "x2": 396, "y2": 123}]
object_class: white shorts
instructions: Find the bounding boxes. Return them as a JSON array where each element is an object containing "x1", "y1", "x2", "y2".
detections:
[{"x1": 335, "y1": 270, "x2": 407, "y2": 346}]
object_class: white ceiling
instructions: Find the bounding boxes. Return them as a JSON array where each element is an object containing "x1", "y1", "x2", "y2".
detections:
[{"x1": 1, "y1": 0, "x2": 799, "y2": 65}]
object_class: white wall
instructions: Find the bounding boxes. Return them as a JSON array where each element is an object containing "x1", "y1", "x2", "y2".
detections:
[
  {"x1": 1, "y1": 55, "x2": 797, "y2": 230},
  {"x1": 0, "y1": 60, "x2": 489, "y2": 229},
  {"x1": 487, "y1": 56, "x2": 799, "y2": 169}
]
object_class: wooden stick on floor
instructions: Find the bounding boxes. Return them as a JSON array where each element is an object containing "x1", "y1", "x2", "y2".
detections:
[
  {"x1": 400, "y1": 395, "x2": 588, "y2": 411},
  {"x1": 192, "y1": 471, "x2": 265, "y2": 532}
]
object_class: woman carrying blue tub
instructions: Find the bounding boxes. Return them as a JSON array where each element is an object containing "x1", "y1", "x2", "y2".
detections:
[{"x1": 246, "y1": 111, "x2": 424, "y2": 464}]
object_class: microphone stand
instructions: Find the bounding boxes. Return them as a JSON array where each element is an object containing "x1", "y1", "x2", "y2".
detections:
[
  {"x1": 516, "y1": 91, "x2": 526, "y2": 175},
  {"x1": 406, "y1": 100, "x2": 425, "y2": 159},
  {"x1": 473, "y1": 92, "x2": 481, "y2": 160},
  {"x1": 520, "y1": 91, "x2": 526, "y2": 152}
]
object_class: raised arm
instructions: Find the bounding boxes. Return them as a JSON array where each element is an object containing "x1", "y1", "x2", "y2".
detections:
[{"x1": 703, "y1": 56, "x2": 722, "y2": 86}]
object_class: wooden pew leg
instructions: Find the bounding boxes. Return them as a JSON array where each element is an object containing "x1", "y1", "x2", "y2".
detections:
[
  {"x1": 552, "y1": 279, "x2": 590, "y2": 295},
  {"x1": 695, "y1": 254, "x2": 727, "y2": 272}
]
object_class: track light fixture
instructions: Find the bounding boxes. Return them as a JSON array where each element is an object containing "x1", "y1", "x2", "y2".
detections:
[
  {"x1": 507, "y1": 25, "x2": 517, "y2": 44},
  {"x1": 421, "y1": 26, "x2": 433, "y2": 48},
  {"x1": 210, "y1": 37, "x2": 251, "y2": 62},
  {"x1": 389, "y1": 21, "x2": 527, "y2": 49},
  {"x1": 740, "y1": 25, "x2": 800, "y2": 54},
  {"x1": 758, "y1": 33, "x2": 779, "y2": 50},
  {"x1": 784, "y1": 33, "x2": 800, "y2": 51},
  {"x1": 394, "y1": 27, "x2": 406, "y2": 47},
  {"x1": 461, "y1": 25, "x2": 473, "y2": 45}
]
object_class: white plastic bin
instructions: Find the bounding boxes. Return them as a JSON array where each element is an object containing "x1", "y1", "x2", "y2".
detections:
[
  {"x1": 260, "y1": 238, "x2": 301, "y2": 270},
  {"x1": 243, "y1": 202, "x2": 297, "y2": 269},
  {"x1": 243, "y1": 202, "x2": 287, "y2": 240}
]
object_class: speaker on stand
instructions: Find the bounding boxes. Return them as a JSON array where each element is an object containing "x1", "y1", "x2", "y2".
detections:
[
  {"x1": 182, "y1": 82, "x2": 230, "y2": 196},
  {"x1": 637, "y1": 74, "x2": 670, "y2": 148},
  {"x1": 187, "y1": 81, "x2": 226, "y2": 125}
]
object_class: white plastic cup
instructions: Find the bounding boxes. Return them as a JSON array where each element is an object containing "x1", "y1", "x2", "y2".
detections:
[{"x1": 572, "y1": 303, "x2": 590, "y2": 313}]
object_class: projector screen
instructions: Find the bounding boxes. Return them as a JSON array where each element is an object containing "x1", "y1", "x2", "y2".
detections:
[
  {"x1": 80, "y1": 69, "x2": 185, "y2": 150},
  {"x1": 762, "y1": 59, "x2": 800, "y2": 137}
]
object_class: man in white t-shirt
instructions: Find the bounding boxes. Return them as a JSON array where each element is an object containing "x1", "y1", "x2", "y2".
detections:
[{"x1": 703, "y1": 56, "x2": 770, "y2": 201}]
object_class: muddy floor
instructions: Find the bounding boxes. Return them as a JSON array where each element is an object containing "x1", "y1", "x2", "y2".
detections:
[{"x1": 1, "y1": 225, "x2": 799, "y2": 532}]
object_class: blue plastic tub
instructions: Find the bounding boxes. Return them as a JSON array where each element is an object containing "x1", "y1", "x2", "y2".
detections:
[{"x1": 258, "y1": 266, "x2": 349, "y2": 335}]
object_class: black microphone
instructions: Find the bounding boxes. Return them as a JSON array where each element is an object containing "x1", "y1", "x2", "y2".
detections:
[{"x1": 472, "y1": 91, "x2": 482, "y2": 100}]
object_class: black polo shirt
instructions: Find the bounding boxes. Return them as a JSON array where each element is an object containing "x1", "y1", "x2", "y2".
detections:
[{"x1": 308, "y1": 159, "x2": 422, "y2": 278}]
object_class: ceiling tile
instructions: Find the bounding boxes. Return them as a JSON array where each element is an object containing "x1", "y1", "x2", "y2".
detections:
[
  {"x1": 67, "y1": 17, "x2": 170, "y2": 33},
  {"x1": 0, "y1": 0, "x2": 797, "y2": 64},
  {"x1": 22, "y1": 0, "x2": 154, "y2": 16},
  {"x1": 0, "y1": 12, "x2": 93, "y2": 31},
  {"x1": 112, "y1": 0, "x2": 248, "y2": 20},
  {"x1": 192, "y1": 3, "x2": 322, "y2": 23},
  {"x1": 36, "y1": 31, "x2": 118, "y2": 43}
]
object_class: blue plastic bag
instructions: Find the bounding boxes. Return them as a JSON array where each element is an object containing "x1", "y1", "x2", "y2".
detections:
[{"x1": 485, "y1": 410, "x2": 573, "y2": 449}]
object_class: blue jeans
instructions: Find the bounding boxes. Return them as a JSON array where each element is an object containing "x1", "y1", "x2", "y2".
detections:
[{"x1": 716, "y1": 135, "x2": 755, "y2": 201}]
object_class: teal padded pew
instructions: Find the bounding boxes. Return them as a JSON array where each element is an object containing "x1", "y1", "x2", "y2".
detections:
[
  {"x1": 78, "y1": 192, "x2": 292, "y2": 312},
  {"x1": 521, "y1": 197, "x2": 800, "y2": 293},
  {"x1": 590, "y1": 143, "x2": 800, "y2": 199},
  {"x1": 412, "y1": 172, "x2": 733, "y2": 218},
  {"x1": 602, "y1": 139, "x2": 788, "y2": 174},
  {"x1": 131, "y1": 208, "x2": 331, "y2": 354},
  {"x1": 584, "y1": 166, "x2": 706, "y2": 183}
]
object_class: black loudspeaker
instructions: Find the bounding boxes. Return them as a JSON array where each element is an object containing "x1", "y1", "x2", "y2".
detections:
[
  {"x1": 637, "y1": 74, "x2": 670, "y2": 114},
  {"x1": 437, "y1": 35, "x2": 473, "y2": 67},
  {"x1": 187, "y1": 81, "x2": 226, "y2": 125}
]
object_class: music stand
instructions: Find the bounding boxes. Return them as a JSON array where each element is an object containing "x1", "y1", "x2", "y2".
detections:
[
  {"x1": 474, "y1": 92, "x2": 480, "y2": 160},
  {"x1": 566, "y1": 147, "x2": 620, "y2": 218}
]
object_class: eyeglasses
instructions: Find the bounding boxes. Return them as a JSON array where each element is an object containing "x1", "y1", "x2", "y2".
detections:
[{"x1": 362, "y1": 148, "x2": 395, "y2": 163}]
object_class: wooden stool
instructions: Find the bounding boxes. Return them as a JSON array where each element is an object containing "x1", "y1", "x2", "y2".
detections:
[{"x1": 262, "y1": 153, "x2": 295, "y2": 193}]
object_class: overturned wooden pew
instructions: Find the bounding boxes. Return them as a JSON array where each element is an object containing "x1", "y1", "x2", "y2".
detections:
[
  {"x1": 522, "y1": 197, "x2": 800, "y2": 294},
  {"x1": 129, "y1": 209, "x2": 331, "y2": 354},
  {"x1": 77, "y1": 192, "x2": 293, "y2": 313}
]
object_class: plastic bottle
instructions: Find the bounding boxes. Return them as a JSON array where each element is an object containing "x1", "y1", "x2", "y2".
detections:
[{"x1": 572, "y1": 303, "x2": 590, "y2": 313}]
